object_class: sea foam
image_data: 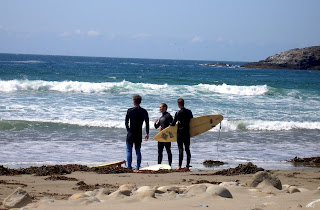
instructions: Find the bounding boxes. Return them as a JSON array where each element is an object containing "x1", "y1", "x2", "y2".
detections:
[{"x1": 0, "y1": 80, "x2": 269, "y2": 96}]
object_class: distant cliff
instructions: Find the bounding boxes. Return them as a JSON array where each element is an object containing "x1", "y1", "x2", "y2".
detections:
[{"x1": 242, "y1": 46, "x2": 320, "y2": 70}]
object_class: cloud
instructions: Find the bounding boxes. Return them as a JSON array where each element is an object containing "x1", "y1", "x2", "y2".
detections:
[
  {"x1": 87, "y1": 30, "x2": 100, "y2": 36},
  {"x1": 74, "y1": 29, "x2": 82, "y2": 34},
  {"x1": 133, "y1": 33, "x2": 151, "y2": 40},
  {"x1": 191, "y1": 36, "x2": 204, "y2": 43}
]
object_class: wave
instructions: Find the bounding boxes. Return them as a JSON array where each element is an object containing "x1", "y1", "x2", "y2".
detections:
[
  {"x1": 222, "y1": 119, "x2": 320, "y2": 131},
  {"x1": 0, "y1": 79, "x2": 269, "y2": 96},
  {"x1": 1, "y1": 119, "x2": 319, "y2": 132}
]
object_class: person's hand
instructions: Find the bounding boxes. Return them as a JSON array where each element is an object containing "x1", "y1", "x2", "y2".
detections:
[
  {"x1": 154, "y1": 119, "x2": 158, "y2": 124},
  {"x1": 145, "y1": 134, "x2": 149, "y2": 141},
  {"x1": 159, "y1": 126, "x2": 163, "y2": 131}
]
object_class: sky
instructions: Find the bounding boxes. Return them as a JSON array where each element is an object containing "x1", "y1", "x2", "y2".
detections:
[{"x1": 1, "y1": 0, "x2": 320, "y2": 62}]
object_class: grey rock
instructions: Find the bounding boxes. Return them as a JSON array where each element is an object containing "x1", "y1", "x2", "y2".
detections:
[
  {"x1": 247, "y1": 171, "x2": 282, "y2": 190},
  {"x1": 206, "y1": 186, "x2": 233, "y2": 198},
  {"x1": 3, "y1": 187, "x2": 32, "y2": 208},
  {"x1": 242, "y1": 46, "x2": 320, "y2": 70}
]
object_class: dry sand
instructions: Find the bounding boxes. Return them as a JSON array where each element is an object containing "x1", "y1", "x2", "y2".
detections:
[{"x1": 1, "y1": 168, "x2": 320, "y2": 209}]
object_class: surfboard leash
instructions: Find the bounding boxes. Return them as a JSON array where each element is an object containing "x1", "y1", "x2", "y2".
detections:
[{"x1": 216, "y1": 122, "x2": 222, "y2": 160}]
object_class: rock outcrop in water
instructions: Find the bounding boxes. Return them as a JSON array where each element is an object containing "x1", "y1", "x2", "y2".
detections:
[{"x1": 242, "y1": 46, "x2": 320, "y2": 70}]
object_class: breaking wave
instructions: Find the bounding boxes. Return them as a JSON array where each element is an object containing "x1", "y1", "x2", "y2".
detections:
[{"x1": 0, "y1": 80, "x2": 269, "y2": 96}]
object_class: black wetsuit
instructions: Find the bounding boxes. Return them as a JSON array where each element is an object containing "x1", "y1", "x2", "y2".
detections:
[
  {"x1": 154, "y1": 111, "x2": 173, "y2": 165},
  {"x1": 171, "y1": 108, "x2": 193, "y2": 167},
  {"x1": 125, "y1": 106, "x2": 149, "y2": 149}
]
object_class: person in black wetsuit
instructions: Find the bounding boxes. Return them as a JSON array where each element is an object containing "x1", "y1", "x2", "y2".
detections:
[
  {"x1": 154, "y1": 103, "x2": 173, "y2": 166},
  {"x1": 170, "y1": 98, "x2": 193, "y2": 170},
  {"x1": 125, "y1": 95, "x2": 149, "y2": 170}
]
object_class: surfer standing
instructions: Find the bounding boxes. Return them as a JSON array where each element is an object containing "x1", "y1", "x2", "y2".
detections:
[
  {"x1": 154, "y1": 103, "x2": 173, "y2": 166},
  {"x1": 171, "y1": 98, "x2": 193, "y2": 170},
  {"x1": 125, "y1": 95, "x2": 149, "y2": 170}
]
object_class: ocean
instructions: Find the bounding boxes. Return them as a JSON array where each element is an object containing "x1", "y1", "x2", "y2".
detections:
[{"x1": 0, "y1": 53, "x2": 319, "y2": 170}]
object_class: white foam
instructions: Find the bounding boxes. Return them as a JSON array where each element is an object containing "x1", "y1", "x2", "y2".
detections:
[
  {"x1": 218, "y1": 119, "x2": 320, "y2": 131},
  {"x1": 0, "y1": 80, "x2": 269, "y2": 96},
  {"x1": 197, "y1": 83, "x2": 268, "y2": 96}
]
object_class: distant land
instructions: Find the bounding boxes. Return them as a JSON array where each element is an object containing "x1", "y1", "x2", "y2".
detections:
[{"x1": 242, "y1": 46, "x2": 320, "y2": 70}]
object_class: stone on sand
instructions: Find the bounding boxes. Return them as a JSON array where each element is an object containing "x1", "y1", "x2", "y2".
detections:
[
  {"x1": 108, "y1": 190, "x2": 132, "y2": 200},
  {"x1": 288, "y1": 186, "x2": 300, "y2": 194},
  {"x1": 136, "y1": 185, "x2": 153, "y2": 193},
  {"x1": 3, "y1": 187, "x2": 32, "y2": 208},
  {"x1": 247, "y1": 171, "x2": 282, "y2": 190},
  {"x1": 69, "y1": 193, "x2": 89, "y2": 201},
  {"x1": 206, "y1": 185, "x2": 233, "y2": 198},
  {"x1": 119, "y1": 184, "x2": 136, "y2": 191}
]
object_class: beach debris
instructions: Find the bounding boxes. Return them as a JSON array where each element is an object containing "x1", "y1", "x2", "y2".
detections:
[
  {"x1": 206, "y1": 185, "x2": 233, "y2": 198},
  {"x1": 73, "y1": 181, "x2": 118, "y2": 191},
  {"x1": 200, "y1": 204, "x2": 209, "y2": 207},
  {"x1": 213, "y1": 162, "x2": 264, "y2": 176},
  {"x1": 289, "y1": 156, "x2": 320, "y2": 167},
  {"x1": 202, "y1": 160, "x2": 226, "y2": 167},
  {"x1": 0, "y1": 179, "x2": 28, "y2": 187},
  {"x1": 247, "y1": 171, "x2": 282, "y2": 190},
  {"x1": 3, "y1": 187, "x2": 32, "y2": 209},
  {"x1": 44, "y1": 175, "x2": 78, "y2": 181}
]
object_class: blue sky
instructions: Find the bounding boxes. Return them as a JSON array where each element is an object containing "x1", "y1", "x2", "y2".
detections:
[{"x1": 1, "y1": 0, "x2": 320, "y2": 61}]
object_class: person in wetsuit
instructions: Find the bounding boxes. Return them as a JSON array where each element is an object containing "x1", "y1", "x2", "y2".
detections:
[
  {"x1": 154, "y1": 103, "x2": 173, "y2": 166},
  {"x1": 170, "y1": 98, "x2": 193, "y2": 170},
  {"x1": 125, "y1": 95, "x2": 149, "y2": 170}
]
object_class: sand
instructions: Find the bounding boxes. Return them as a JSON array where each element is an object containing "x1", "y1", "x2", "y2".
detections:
[{"x1": 1, "y1": 168, "x2": 320, "y2": 209}]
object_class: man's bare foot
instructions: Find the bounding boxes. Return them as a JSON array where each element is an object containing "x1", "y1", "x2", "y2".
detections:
[{"x1": 176, "y1": 166, "x2": 181, "y2": 170}]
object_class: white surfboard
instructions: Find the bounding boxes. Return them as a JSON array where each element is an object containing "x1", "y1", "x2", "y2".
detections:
[{"x1": 139, "y1": 164, "x2": 171, "y2": 171}]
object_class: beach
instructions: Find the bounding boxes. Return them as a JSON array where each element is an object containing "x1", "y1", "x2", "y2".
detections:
[
  {"x1": 1, "y1": 164, "x2": 320, "y2": 209},
  {"x1": 1, "y1": 54, "x2": 320, "y2": 209}
]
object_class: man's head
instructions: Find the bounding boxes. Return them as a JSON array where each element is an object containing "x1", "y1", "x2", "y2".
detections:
[
  {"x1": 133, "y1": 95, "x2": 142, "y2": 106},
  {"x1": 177, "y1": 98, "x2": 184, "y2": 108},
  {"x1": 159, "y1": 103, "x2": 168, "y2": 113}
]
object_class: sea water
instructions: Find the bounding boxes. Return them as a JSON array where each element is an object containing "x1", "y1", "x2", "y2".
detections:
[{"x1": 0, "y1": 53, "x2": 319, "y2": 170}]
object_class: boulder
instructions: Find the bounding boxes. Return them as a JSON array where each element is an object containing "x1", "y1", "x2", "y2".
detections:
[
  {"x1": 3, "y1": 187, "x2": 32, "y2": 209},
  {"x1": 247, "y1": 171, "x2": 282, "y2": 190},
  {"x1": 242, "y1": 46, "x2": 320, "y2": 70},
  {"x1": 206, "y1": 186, "x2": 233, "y2": 198}
]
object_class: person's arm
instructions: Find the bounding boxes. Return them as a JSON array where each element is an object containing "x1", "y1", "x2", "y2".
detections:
[
  {"x1": 125, "y1": 110, "x2": 130, "y2": 132},
  {"x1": 170, "y1": 112, "x2": 178, "y2": 126},
  {"x1": 145, "y1": 111, "x2": 149, "y2": 140},
  {"x1": 154, "y1": 119, "x2": 160, "y2": 129}
]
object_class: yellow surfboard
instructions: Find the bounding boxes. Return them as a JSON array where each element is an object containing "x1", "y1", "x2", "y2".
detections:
[
  {"x1": 153, "y1": 114, "x2": 223, "y2": 142},
  {"x1": 89, "y1": 160, "x2": 126, "y2": 168}
]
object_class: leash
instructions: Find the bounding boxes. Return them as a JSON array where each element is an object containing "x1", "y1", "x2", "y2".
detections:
[{"x1": 216, "y1": 122, "x2": 222, "y2": 160}]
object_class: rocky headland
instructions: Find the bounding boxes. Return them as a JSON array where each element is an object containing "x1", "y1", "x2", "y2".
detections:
[{"x1": 242, "y1": 46, "x2": 320, "y2": 70}]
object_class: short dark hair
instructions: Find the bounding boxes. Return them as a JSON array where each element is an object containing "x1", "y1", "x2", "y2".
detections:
[
  {"x1": 161, "y1": 103, "x2": 168, "y2": 110},
  {"x1": 133, "y1": 95, "x2": 142, "y2": 104},
  {"x1": 177, "y1": 98, "x2": 184, "y2": 106}
]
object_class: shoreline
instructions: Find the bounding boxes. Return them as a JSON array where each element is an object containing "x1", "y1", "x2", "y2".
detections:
[{"x1": 1, "y1": 163, "x2": 320, "y2": 209}]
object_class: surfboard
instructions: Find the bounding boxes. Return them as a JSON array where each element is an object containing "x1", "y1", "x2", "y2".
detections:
[
  {"x1": 89, "y1": 160, "x2": 126, "y2": 168},
  {"x1": 153, "y1": 114, "x2": 223, "y2": 142},
  {"x1": 139, "y1": 164, "x2": 172, "y2": 171}
]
